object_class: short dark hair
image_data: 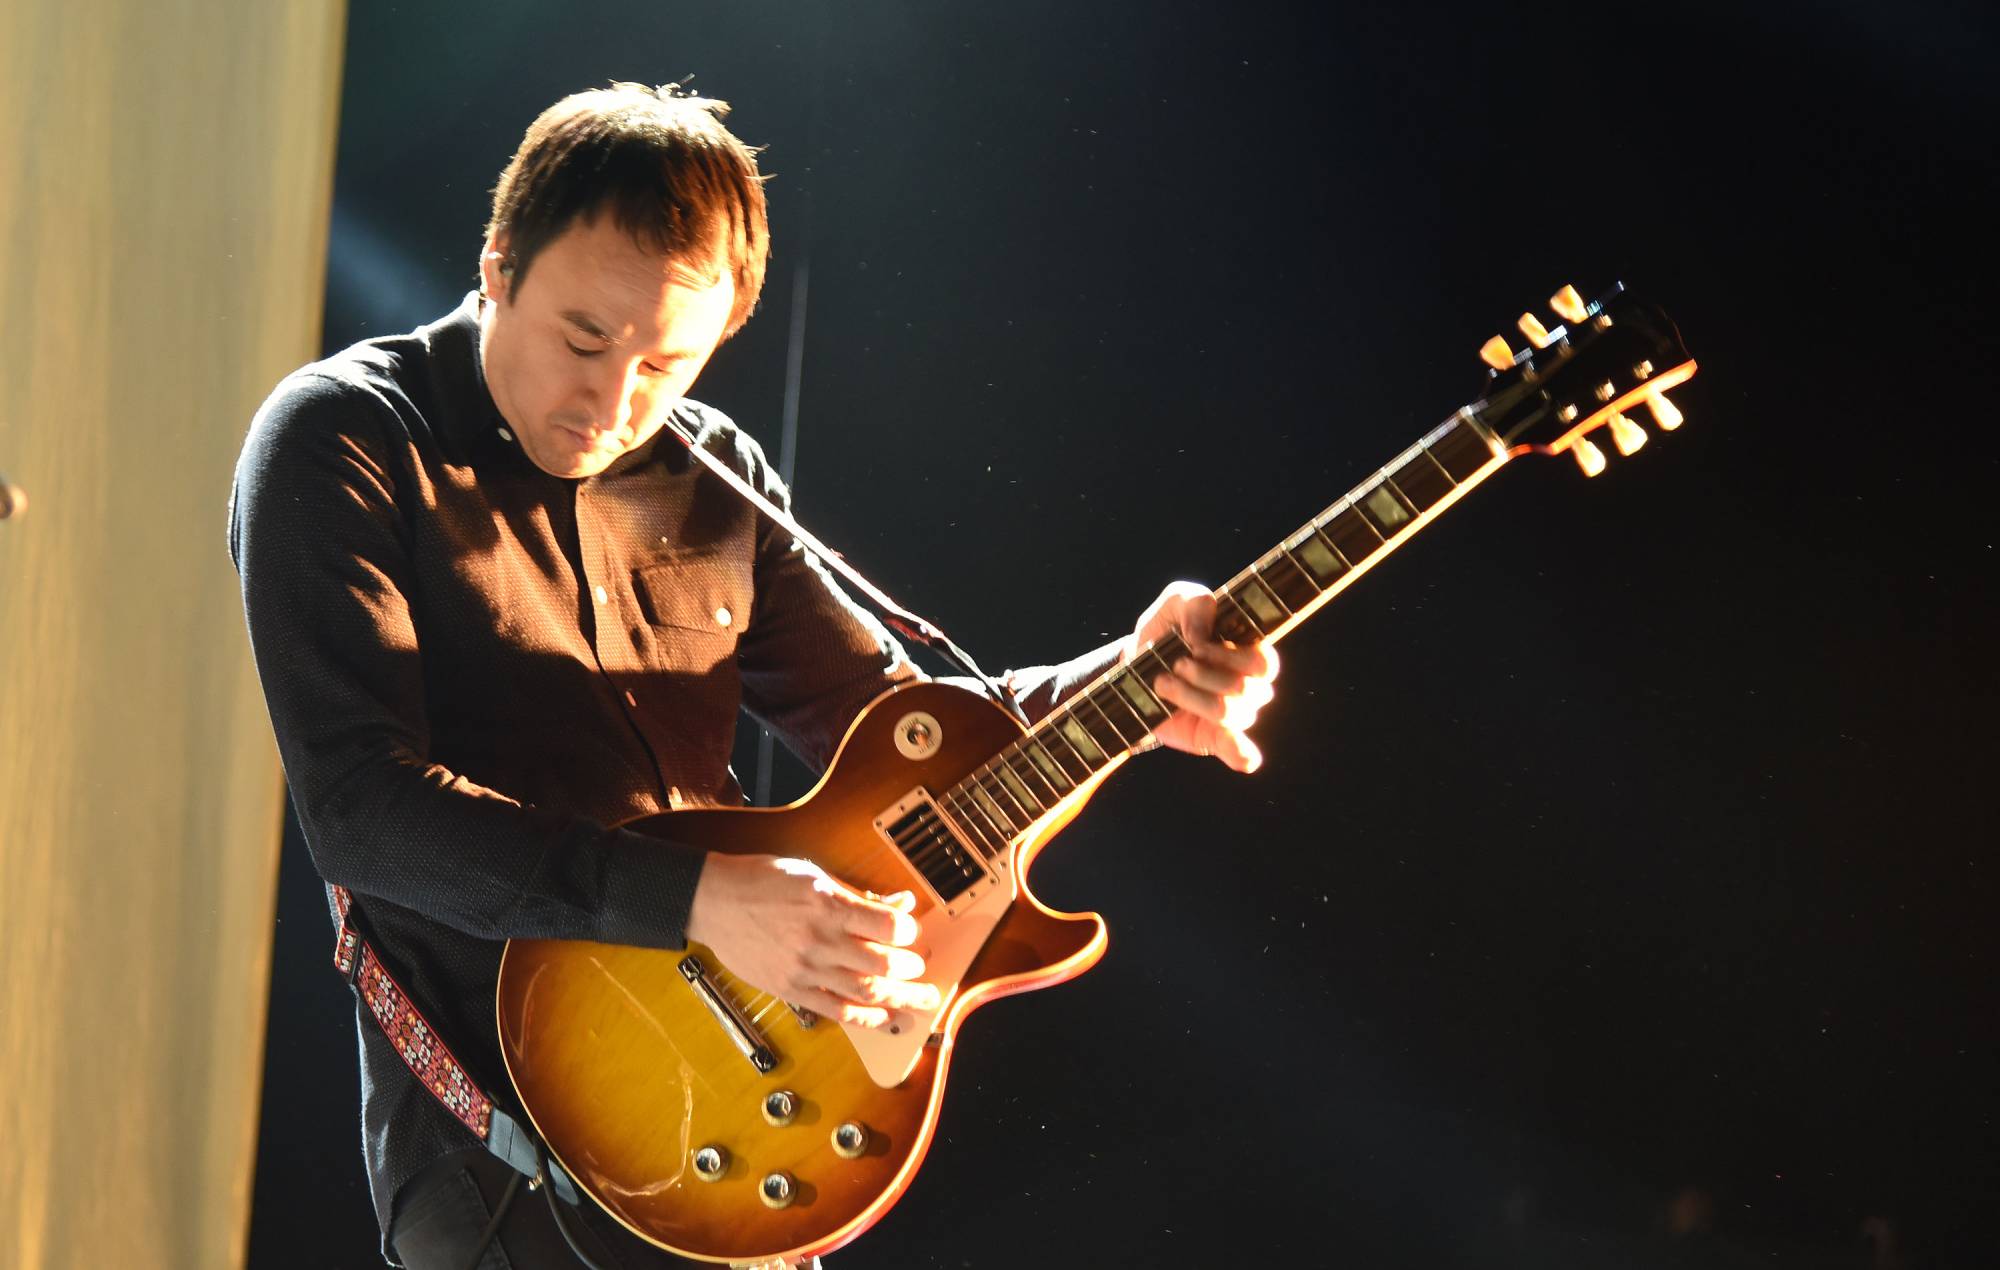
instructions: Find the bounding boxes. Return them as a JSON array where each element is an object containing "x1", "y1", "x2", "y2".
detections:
[{"x1": 485, "y1": 82, "x2": 770, "y2": 337}]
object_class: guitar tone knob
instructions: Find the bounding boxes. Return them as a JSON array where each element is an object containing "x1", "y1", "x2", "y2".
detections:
[
  {"x1": 831, "y1": 1121, "x2": 870, "y2": 1159},
  {"x1": 762, "y1": 1089, "x2": 800, "y2": 1126},
  {"x1": 759, "y1": 1171, "x2": 797, "y2": 1209},
  {"x1": 692, "y1": 1145, "x2": 728, "y2": 1182}
]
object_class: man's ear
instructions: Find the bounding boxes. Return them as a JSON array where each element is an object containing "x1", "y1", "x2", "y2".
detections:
[{"x1": 479, "y1": 235, "x2": 512, "y2": 303}]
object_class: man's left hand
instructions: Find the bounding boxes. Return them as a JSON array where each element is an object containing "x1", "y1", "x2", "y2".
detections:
[{"x1": 1126, "y1": 581, "x2": 1280, "y2": 772}]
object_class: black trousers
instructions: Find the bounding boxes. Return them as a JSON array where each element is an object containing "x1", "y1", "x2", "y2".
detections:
[{"x1": 388, "y1": 1148, "x2": 704, "y2": 1270}]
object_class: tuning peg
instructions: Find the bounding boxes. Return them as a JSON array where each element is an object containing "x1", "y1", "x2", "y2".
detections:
[
  {"x1": 1517, "y1": 312, "x2": 1555, "y2": 348},
  {"x1": 1479, "y1": 335, "x2": 1515, "y2": 371},
  {"x1": 1644, "y1": 387, "x2": 1684, "y2": 431},
  {"x1": 1571, "y1": 436, "x2": 1607, "y2": 477},
  {"x1": 1605, "y1": 410, "x2": 1647, "y2": 456},
  {"x1": 1550, "y1": 284, "x2": 1587, "y2": 324}
]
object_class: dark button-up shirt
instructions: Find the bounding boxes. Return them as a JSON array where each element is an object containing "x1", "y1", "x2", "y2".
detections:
[{"x1": 229, "y1": 294, "x2": 1114, "y2": 1254}]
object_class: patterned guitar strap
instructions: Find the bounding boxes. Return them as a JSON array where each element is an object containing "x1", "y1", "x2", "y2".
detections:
[
  {"x1": 329, "y1": 882, "x2": 580, "y2": 1207},
  {"x1": 330, "y1": 887, "x2": 822, "y2": 1269}
]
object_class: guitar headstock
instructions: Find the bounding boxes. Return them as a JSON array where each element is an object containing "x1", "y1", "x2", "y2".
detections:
[{"x1": 1470, "y1": 283, "x2": 1696, "y2": 477}]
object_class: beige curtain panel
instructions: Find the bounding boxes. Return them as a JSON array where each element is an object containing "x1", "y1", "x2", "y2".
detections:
[{"x1": 0, "y1": 2, "x2": 346, "y2": 1267}]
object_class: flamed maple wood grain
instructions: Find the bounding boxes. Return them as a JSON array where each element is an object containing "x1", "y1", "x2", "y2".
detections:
[{"x1": 497, "y1": 682, "x2": 1108, "y2": 1263}]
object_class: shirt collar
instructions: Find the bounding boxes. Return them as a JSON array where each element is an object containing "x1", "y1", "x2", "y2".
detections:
[{"x1": 421, "y1": 292, "x2": 518, "y2": 467}]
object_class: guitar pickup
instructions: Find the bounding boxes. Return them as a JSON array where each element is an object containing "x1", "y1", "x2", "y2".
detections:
[{"x1": 872, "y1": 788, "x2": 1002, "y2": 916}]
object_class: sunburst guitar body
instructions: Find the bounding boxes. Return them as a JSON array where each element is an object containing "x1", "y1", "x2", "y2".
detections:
[
  {"x1": 498, "y1": 681, "x2": 1114, "y2": 1265},
  {"x1": 497, "y1": 283, "x2": 1698, "y2": 1263}
]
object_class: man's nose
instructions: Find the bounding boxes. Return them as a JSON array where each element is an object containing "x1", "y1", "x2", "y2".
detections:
[{"x1": 588, "y1": 360, "x2": 645, "y2": 432}]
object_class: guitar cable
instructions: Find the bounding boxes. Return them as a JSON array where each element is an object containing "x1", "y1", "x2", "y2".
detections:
[
  {"x1": 453, "y1": 1167, "x2": 521, "y2": 1270},
  {"x1": 449, "y1": 1141, "x2": 613, "y2": 1270},
  {"x1": 536, "y1": 1140, "x2": 615, "y2": 1270}
]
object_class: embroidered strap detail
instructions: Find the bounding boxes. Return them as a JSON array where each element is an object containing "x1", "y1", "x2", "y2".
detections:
[{"x1": 331, "y1": 884, "x2": 495, "y2": 1140}]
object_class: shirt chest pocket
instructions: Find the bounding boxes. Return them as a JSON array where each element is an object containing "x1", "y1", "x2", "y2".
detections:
[{"x1": 633, "y1": 554, "x2": 751, "y2": 664}]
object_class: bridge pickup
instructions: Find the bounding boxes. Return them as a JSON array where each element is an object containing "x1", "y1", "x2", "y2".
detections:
[
  {"x1": 873, "y1": 788, "x2": 999, "y2": 915},
  {"x1": 678, "y1": 954, "x2": 777, "y2": 1075}
]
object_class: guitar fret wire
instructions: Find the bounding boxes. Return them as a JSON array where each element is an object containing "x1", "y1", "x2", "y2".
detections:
[
  {"x1": 1092, "y1": 678, "x2": 1154, "y2": 738},
  {"x1": 1019, "y1": 738, "x2": 1075, "y2": 793},
  {"x1": 1273, "y1": 543, "x2": 1325, "y2": 599},
  {"x1": 973, "y1": 778, "x2": 1021, "y2": 838},
  {"x1": 1380, "y1": 471, "x2": 1421, "y2": 515},
  {"x1": 976, "y1": 764, "x2": 1024, "y2": 836},
  {"x1": 1246, "y1": 566, "x2": 1296, "y2": 616},
  {"x1": 1218, "y1": 589, "x2": 1265, "y2": 639},
  {"x1": 964, "y1": 784, "x2": 1017, "y2": 842},
  {"x1": 946, "y1": 788, "x2": 995, "y2": 848},
  {"x1": 1310, "y1": 523, "x2": 1351, "y2": 569},
  {"x1": 1054, "y1": 706, "x2": 1109, "y2": 769},
  {"x1": 985, "y1": 761, "x2": 1040, "y2": 819},
  {"x1": 995, "y1": 754, "x2": 1051, "y2": 816},
  {"x1": 1117, "y1": 666, "x2": 1172, "y2": 721},
  {"x1": 1037, "y1": 720, "x2": 1096, "y2": 779},
  {"x1": 1135, "y1": 645, "x2": 1177, "y2": 685},
  {"x1": 1081, "y1": 691, "x2": 1142, "y2": 749},
  {"x1": 1009, "y1": 749, "x2": 1060, "y2": 804}
]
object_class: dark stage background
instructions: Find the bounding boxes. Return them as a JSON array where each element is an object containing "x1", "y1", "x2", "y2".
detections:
[{"x1": 249, "y1": 2, "x2": 1998, "y2": 1266}]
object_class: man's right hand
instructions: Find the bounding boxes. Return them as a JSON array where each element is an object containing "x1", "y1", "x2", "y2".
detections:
[{"x1": 684, "y1": 853, "x2": 939, "y2": 1029}]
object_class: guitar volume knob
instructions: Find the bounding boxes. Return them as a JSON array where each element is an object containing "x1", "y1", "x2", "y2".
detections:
[
  {"x1": 692, "y1": 1145, "x2": 728, "y2": 1182},
  {"x1": 762, "y1": 1089, "x2": 800, "y2": 1126},
  {"x1": 759, "y1": 1171, "x2": 797, "y2": 1209},
  {"x1": 831, "y1": 1121, "x2": 870, "y2": 1159}
]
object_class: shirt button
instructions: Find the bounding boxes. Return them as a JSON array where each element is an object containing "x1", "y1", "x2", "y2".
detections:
[
  {"x1": 624, "y1": 690, "x2": 637, "y2": 707},
  {"x1": 714, "y1": 606, "x2": 732, "y2": 627},
  {"x1": 593, "y1": 585, "x2": 608, "y2": 605},
  {"x1": 497, "y1": 427, "x2": 513, "y2": 442}
]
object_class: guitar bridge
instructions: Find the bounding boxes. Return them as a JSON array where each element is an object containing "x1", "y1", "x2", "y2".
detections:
[
  {"x1": 678, "y1": 954, "x2": 777, "y2": 1074},
  {"x1": 873, "y1": 787, "x2": 998, "y2": 914}
]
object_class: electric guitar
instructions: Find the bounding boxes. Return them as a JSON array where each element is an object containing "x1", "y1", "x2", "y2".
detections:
[{"x1": 496, "y1": 283, "x2": 1698, "y2": 1264}]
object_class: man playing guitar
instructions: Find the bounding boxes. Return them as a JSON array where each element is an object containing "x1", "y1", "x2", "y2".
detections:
[{"x1": 231, "y1": 81, "x2": 1277, "y2": 1268}]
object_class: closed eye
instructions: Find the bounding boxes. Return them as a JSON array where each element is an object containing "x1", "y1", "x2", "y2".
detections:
[{"x1": 565, "y1": 342, "x2": 675, "y2": 377}]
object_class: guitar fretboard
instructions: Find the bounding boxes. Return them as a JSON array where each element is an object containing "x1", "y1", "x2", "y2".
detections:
[{"x1": 931, "y1": 411, "x2": 1510, "y2": 861}]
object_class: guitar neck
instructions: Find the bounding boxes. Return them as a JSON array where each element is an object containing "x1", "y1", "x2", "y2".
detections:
[
  {"x1": 1206, "y1": 409, "x2": 1509, "y2": 647},
  {"x1": 929, "y1": 410, "x2": 1515, "y2": 856}
]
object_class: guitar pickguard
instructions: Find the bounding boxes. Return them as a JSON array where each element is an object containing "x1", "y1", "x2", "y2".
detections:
[{"x1": 843, "y1": 839, "x2": 1018, "y2": 1086}]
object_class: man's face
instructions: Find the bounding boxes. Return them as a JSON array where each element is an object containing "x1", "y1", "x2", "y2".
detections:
[{"x1": 478, "y1": 215, "x2": 735, "y2": 480}]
